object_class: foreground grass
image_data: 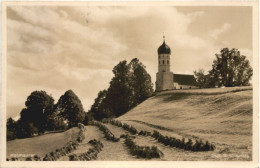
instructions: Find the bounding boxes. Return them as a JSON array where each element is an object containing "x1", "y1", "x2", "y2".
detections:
[{"x1": 7, "y1": 127, "x2": 80, "y2": 158}]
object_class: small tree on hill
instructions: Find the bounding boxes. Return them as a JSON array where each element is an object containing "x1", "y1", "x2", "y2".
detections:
[
  {"x1": 7, "y1": 117, "x2": 17, "y2": 141},
  {"x1": 129, "y1": 58, "x2": 153, "y2": 105},
  {"x1": 21, "y1": 91, "x2": 54, "y2": 133},
  {"x1": 194, "y1": 48, "x2": 253, "y2": 88},
  {"x1": 209, "y1": 48, "x2": 253, "y2": 87},
  {"x1": 16, "y1": 119, "x2": 38, "y2": 138},
  {"x1": 106, "y1": 60, "x2": 132, "y2": 116},
  {"x1": 193, "y1": 69, "x2": 211, "y2": 88},
  {"x1": 89, "y1": 58, "x2": 154, "y2": 120},
  {"x1": 89, "y1": 90, "x2": 110, "y2": 120},
  {"x1": 56, "y1": 90, "x2": 85, "y2": 127}
]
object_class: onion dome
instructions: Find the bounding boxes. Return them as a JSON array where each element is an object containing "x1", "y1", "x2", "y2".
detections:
[{"x1": 157, "y1": 36, "x2": 171, "y2": 55}]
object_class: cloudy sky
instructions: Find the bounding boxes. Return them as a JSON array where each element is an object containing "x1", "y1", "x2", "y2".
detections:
[{"x1": 6, "y1": 5, "x2": 252, "y2": 119}]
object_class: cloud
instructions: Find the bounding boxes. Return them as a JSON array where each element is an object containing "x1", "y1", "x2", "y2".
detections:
[
  {"x1": 6, "y1": 6, "x2": 252, "y2": 119},
  {"x1": 239, "y1": 48, "x2": 253, "y2": 64},
  {"x1": 209, "y1": 23, "x2": 231, "y2": 40}
]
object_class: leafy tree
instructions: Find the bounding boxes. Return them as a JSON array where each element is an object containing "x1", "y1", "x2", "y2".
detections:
[
  {"x1": 209, "y1": 48, "x2": 253, "y2": 87},
  {"x1": 16, "y1": 119, "x2": 38, "y2": 138},
  {"x1": 55, "y1": 90, "x2": 85, "y2": 127},
  {"x1": 193, "y1": 69, "x2": 211, "y2": 88},
  {"x1": 21, "y1": 91, "x2": 54, "y2": 133},
  {"x1": 89, "y1": 58, "x2": 154, "y2": 119},
  {"x1": 129, "y1": 58, "x2": 153, "y2": 105},
  {"x1": 89, "y1": 90, "x2": 110, "y2": 120},
  {"x1": 7, "y1": 117, "x2": 16, "y2": 131},
  {"x1": 106, "y1": 60, "x2": 132, "y2": 116},
  {"x1": 45, "y1": 114, "x2": 68, "y2": 131},
  {"x1": 7, "y1": 118, "x2": 17, "y2": 141}
]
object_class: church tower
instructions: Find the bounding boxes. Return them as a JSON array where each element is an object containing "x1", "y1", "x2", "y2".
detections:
[{"x1": 156, "y1": 36, "x2": 174, "y2": 91}]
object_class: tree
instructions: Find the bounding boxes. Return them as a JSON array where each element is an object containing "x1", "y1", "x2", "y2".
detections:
[
  {"x1": 55, "y1": 90, "x2": 85, "y2": 127},
  {"x1": 129, "y1": 58, "x2": 153, "y2": 105},
  {"x1": 209, "y1": 48, "x2": 253, "y2": 87},
  {"x1": 45, "y1": 114, "x2": 68, "y2": 131},
  {"x1": 89, "y1": 90, "x2": 110, "y2": 120},
  {"x1": 89, "y1": 58, "x2": 154, "y2": 119},
  {"x1": 193, "y1": 69, "x2": 211, "y2": 88},
  {"x1": 16, "y1": 119, "x2": 38, "y2": 138},
  {"x1": 7, "y1": 118, "x2": 17, "y2": 141},
  {"x1": 21, "y1": 91, "x2": 54, "y2": 133},
  {"x1": 106, "y1": 60, "x2": 132, "y2": 116}
]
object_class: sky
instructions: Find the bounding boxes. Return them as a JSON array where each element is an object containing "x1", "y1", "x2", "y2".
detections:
[{"x1": 6, "y1": 5, "x2": 252, "y2": 119}]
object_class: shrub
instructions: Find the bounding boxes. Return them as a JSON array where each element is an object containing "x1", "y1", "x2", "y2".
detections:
[
  {"x1": 89, "y1": 121, "x2": 119, "y2": 142},
  {"x1": 123, "y1": 134, "x2": 163, "y2": 159},
  {"x1": 102, "y1": 119, "x2": 138, "y2": 135},
  {"x1": 152, "y1": 131, "x2": 215, "y2": 152},
  {"x1": 69, "y1": 139, "x2": 103, "y2": 161},
  {"x1": 25, "y1": 157, "x2": 32, "y2": 161},
  {"x1": 102, "y1": 119, "x2": 215, "y2": 152}
]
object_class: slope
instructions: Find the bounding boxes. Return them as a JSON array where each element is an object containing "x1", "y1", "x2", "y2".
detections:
[{"x1": 117, "y1": 86, "x2": 253, "y2": 160}]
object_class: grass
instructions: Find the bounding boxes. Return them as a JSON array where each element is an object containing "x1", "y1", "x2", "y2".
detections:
[
  {"x1": 6, "y1": 86, "x2": 253, "y2": 161},
  {"x1": 118, "y1": 86, "x2": 253, "y2": 160},
  {"x1": 7, "y1": 127, "x2": 80, "y2": 158}
]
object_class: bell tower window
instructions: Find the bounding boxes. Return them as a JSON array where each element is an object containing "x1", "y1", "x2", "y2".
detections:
[{"x1": 163, "y1": 60, "x2": 165, "y2": 64}]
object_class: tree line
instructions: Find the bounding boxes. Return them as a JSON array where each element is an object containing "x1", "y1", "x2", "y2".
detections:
[
  {"x1": 7, "y1": 58, "x2": 154, "y2": 140},
  {"x1": 194, "y1": 48, "x2": 253, "y2": 88},
  {"x1": 7, "y1": 89, "x2": 87, "y2": 140}
]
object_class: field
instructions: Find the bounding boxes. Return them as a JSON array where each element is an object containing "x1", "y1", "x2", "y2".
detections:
[
  {"x1": 118, "y1": 86, "x2": 253, "y2": 160},
  {"x1": 7, "y1": 86, "x2": 253, "y2": 161},
  {"x1": 7, "y1": 127, "x2": 80, "y2": 158}
]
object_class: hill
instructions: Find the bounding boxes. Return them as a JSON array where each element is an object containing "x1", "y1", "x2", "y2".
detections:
[
  {"x1": 117, "y1": 86, "x2": 253, "y2": 160},
  {"x1": 6, "y1": 87, "x2": 253, "y2": 161}
]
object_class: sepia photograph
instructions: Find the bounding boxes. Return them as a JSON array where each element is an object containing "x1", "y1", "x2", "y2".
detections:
[{"x1": 0, "y1": 1, "x2": 259, "y2": 168}]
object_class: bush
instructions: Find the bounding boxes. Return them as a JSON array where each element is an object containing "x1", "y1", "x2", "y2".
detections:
[
  {"x1": 69, "y1": 139, "x2": 103, "y2": 161},
  {"x1": 123, "y1": 134, "x2": 163, "y2": 159},
  {"x1": 102, "y1": 119, "x2": 137, "y2": 135},
  {"x1": 152, "y1": 131, "x2": 215, "y2": 152},
  {"x1": 89, "y1": 121, "x2": 119, "y2": 142},
  {"x1": 7, "y1": 130, "x2": 16, "y2": 141},
  {"x1": 102, "y1": 119, "x2": 215, "y2": 152}
]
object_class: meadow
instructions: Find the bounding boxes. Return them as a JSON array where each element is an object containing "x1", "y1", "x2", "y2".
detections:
[{"x1": 7, "y1": 86, "x2": 253, "y2": 161}]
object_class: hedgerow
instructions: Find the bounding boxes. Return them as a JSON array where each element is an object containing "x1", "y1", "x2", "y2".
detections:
[
  {"x1": 69, "y1": 139, "x2": 103, "y2": 161},
  {"x1": 152, "y1": 130, "x2": 215, "y2": 152},
  {"x1": 122, "y1": 134, "x2": 163, "y2": 159},
  {"x1": 89, "y1": 120, "x2": 119, "y2": 142},
  {"x1": 102, "y1": 119, "x2": 215, "y2": 152},
  {"x1": 102, "y1": 119, "x2": 137, "y2": 135}
]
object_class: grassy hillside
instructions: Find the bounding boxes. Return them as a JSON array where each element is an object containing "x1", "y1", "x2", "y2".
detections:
[
  {"x1": 6, "y1": 86, "x2": 253, "y2": 161},
  {"x1": 118, "y1": 86, "x2": 253, "y2": 160},
  {"x1": 7, "y1": 127, "x2": 79, "y2": 158}
]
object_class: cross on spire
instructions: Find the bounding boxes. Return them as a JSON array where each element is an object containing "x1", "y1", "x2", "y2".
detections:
[{"x1": 163, "y1": 32, "x2": 165, "y2": 43}]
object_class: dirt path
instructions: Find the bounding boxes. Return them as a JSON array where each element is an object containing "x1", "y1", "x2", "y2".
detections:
[
  {"x1": 104, "y1": 123, "x2": 162, "y2": 161},
  {"x1": 97, "y1": 123, "x2": 138, "y2": 161}
]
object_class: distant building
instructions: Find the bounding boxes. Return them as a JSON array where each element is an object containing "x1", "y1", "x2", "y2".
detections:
[{"x1": 155, "y1": 36, "x2": 197, "y2": 91}]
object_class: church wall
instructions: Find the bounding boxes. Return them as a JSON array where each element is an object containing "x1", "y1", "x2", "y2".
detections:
[
  {"x1": 156, "y1": 72, "x2": 174, "y2": 91},
  {"x1": 173, "y1": 82, "x2": 198, "y2": 89}
]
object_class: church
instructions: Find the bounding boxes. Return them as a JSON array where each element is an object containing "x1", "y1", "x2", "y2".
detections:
[{"x1": 155, "y1": 37, "x2": 197, "y2": 92}]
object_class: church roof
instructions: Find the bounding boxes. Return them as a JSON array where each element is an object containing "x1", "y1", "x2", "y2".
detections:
[
  {"x1": 173, "y1": 74, "x2": 197, "y2": 86},
  {"x1": 158, "y1": 41, "x2": 171, "y2": 55}
]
